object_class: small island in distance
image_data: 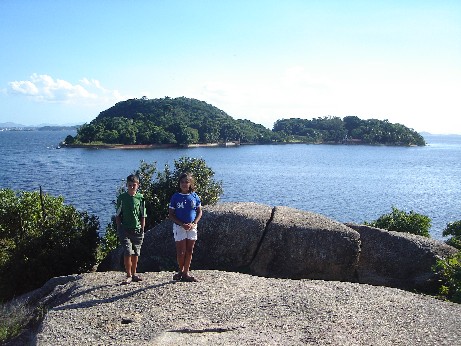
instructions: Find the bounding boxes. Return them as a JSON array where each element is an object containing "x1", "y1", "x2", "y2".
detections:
[{"x1": 60, "y1": 96, "x2": 425, "y2": 147}]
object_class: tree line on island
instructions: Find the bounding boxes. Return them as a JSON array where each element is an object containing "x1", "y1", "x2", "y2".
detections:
[{"x1": 64, "y1": 96, "x2": 426, "y2": 147}]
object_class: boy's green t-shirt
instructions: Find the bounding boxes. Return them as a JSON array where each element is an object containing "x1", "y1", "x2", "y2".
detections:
[{"x1": 116, "y1": 192, "x2": 146, "y2": 230}]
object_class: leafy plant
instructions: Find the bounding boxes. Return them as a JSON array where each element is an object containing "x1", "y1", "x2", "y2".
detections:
[
  {"x1": 443, "y1": 220, "x2": 461, "y2": 250},
  {"x1": 0, "y1": 189, "x2": 100, "y2": 301},
  {"x1": 99, "y1": 156, "x2": 223, "y2": 256},
  {"x1": 433, "y1": 251, "x2": 461, "y2": 303},
  {"x1": 366, "y1": 206, "x2": 431, "y2": 237}
]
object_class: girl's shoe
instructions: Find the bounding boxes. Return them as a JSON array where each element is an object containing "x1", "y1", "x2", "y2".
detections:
[
  {"x1": 173, "y1": 272, "x2": 183, "y2": 281},
  {"x1": 121, "y1": 276, "x2": 132, "y2": 285},
  {"x1": 181, "y1": 275, "x2": 198, "y2": 282},
  {"x1": 132, "y1": 275, "x2": 143, "y2": 282}
]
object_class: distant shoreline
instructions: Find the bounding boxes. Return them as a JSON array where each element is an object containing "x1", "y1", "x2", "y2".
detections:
[{"x1": 63, "y1": 141, "x2": 242, "y2": 149}]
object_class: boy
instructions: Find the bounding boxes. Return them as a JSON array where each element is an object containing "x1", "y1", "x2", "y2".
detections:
[{"x1": 116, "y1": 174, "x2": 146, "y2": 284}]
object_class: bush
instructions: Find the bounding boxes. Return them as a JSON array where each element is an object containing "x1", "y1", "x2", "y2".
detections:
[
  {"x1": 99, "y1": 156, "x2": 223, "y2": 259},
  {"x1": 433, "y1": 251, "x2": 461, "y2": 303},
  {"x1": 0, "y1": 189, "x2": 99, "y2": 301},
  {"x1": 443, "y1": 220, "x2": 461, "y2": 250},
  {"x1": 366, "y1": 206, "x2": 431, "y2": 237}
]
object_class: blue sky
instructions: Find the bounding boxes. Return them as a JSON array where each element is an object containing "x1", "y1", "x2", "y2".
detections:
[{"x1": 1, "y1": 1, "x2": 460, "y2": 134}]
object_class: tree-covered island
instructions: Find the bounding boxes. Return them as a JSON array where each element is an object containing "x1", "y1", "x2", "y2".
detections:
[{"x1": 63, "y1": 96, "x2": 426, "y2": 147}]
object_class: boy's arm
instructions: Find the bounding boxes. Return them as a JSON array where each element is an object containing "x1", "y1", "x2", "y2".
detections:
[{"x1": 141, "y1": 216, "x2": 146, "y2": 232}]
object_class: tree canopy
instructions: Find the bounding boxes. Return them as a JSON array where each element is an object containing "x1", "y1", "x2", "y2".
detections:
[{"x1": 64, "y1": 97, "x2": 425, "y2": 146}]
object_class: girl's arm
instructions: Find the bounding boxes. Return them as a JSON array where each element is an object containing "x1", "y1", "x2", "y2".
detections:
[{"x1": 193, "y1": 205, "x2": 202, "y2": 225}]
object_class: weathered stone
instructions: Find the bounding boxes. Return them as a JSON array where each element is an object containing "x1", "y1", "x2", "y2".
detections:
[
  {"x1": 137, "y1": 202, "x2": 272, "y2": 272},
  {"x1": 97, "y1": 203, "x2": 456, "y2": 293},
  {"x1": 346, "y1": 223, "x2": 458, "y2": 292},
  {"x1": 250, "y1": 206, "x2": 361, "y2": 281},
  {"x1": 23, "y1": 271, "x2": 461, "y2": 346}
]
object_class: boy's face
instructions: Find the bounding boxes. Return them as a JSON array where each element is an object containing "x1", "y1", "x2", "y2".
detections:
[{"x1": 127, "y1": 181, "x2": 139, "y2": 195}]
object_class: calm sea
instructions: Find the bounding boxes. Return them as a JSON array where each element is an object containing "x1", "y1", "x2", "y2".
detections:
[{"x1": 0, "y1": 129, "x2": 460, "y2": 239}]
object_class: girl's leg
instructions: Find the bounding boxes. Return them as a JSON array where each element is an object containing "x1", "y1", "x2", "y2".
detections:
[
  {"x1": 175, "y1": 239, "x2": 187, "y2": 273},
  {"x1": 182, "y1": 239, "x2": 196, "y2": 277}
]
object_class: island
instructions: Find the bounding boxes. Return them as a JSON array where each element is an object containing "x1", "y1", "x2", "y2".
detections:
[{"x1": 63, "y1": 96, "x2": 426, "y2": 147}]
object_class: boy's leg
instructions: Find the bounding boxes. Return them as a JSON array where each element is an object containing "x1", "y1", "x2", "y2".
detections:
[
  {"x1": 130, "y1": 255, "x2": 138, "y2": 276},
  {"x1": 124, "y1": 255, "x2": 132, "y2": 278}
]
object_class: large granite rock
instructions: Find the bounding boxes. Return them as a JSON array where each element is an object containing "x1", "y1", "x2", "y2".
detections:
[
  {"x1": 250, "y1": 206, "x2": 360, "y2": 281},
  {"x1": 137, "y1": 202, "x2": 272, "y2": 272},
  {"x1": 13, "y1": 271, "x2": 461, "y2": 346},
  {"x1": 346, "y1": 223, "x2": 458, "y2": 292},
  {"x1": 98, "y1": 202, "x2": 457, "y2": 293}
]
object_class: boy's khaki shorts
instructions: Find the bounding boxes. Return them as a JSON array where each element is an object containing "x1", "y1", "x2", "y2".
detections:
[{"x1": 118, "y1": 226, "x2": 144, "y2": 256}]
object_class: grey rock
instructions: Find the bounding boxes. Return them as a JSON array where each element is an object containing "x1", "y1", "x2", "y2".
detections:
[
  {"x1": 28, "y1": 271, "x2": 461, "y2": 345},
  {"x1": 251, "y1": 206, "x2": 360, "y2": 280},
  {"x1": 137, "y1": 202, "x2": 272, "y2": 272},
  {"x1": 346, "y1": 223, "x2": 458, "y2": 292},
  {"x1": 98, "y1": 202, "x2": 456, "y2": 293}
]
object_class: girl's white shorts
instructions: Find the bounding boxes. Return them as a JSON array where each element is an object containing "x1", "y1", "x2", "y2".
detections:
[{"x1": 173, "y1": 223, "x2": 198, "y2": 241}]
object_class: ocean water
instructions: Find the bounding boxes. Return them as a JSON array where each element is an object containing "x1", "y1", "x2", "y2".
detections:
[{"x1": 0, "y1": 129, "x2": 460, "y2": 239}]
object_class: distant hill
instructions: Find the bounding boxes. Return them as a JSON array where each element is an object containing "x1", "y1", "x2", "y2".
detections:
[
  {"x1": 0, "y1": 122, "x2": 28, "y2": 128},
  {"x1": 64, "y1": 96, "x2": 426, "y2": 146}
]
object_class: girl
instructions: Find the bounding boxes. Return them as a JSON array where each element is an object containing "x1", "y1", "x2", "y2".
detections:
[{"x1": 168, "y1": 172, "x2": 202, "y2": 282}]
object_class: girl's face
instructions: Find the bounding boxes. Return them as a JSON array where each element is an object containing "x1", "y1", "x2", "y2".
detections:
[{"x1": 180, "y1": 178, "x2": 191, "y2": 193}]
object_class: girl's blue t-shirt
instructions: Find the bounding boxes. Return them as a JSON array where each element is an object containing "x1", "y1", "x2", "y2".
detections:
[{"x1": 169, "y1": 192, "x2": 201, "y2": 223}]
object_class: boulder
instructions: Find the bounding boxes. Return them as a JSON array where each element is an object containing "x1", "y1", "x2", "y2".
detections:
[
  {"x1": 346, "y1": 223, "x2": 458, "y2": 292},
  {"x1": 137, "y1": 202, "x2": 272, "y2": 272},
  {"x1": 250, "y1": 206, "x2": 361, "y2": 281},
  {"x1": 98, "y1": 202, "x2": 456, "y2": 293}
]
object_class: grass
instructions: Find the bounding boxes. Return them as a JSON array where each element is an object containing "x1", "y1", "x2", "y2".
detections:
[{"x1": 0, "y1": 299, "x2": 44, "y2": 344}]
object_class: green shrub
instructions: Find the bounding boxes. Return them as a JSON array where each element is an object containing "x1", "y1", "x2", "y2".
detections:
[
  {"x1": 443, "y1": 220, "x2": 461, "y2": 250},
  {"x1": 0, "y1": 189, "x2": 99, "y2": 301},
  {"x1": 99, "y1": 156, "x2": 223, "y2": 258},
  {"x1": 433, "y1": 251, "x2": 461, "y2": 303},
  {"x1": 366, "y1": 206, "x2": 431, "y2": 237}
]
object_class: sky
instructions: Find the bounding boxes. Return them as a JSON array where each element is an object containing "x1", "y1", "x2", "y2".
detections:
[{"x1": 1, "y1": 1, "x2": 460, "y2": 134}]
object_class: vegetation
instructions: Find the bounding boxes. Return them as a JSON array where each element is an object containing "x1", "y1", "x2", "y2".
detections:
[
  {"x1": 63, "y1": 97, "x2": 425, "y2": 146},
  {"x1": 0, "y1": 299, "x2": 44, "y2": 344},
  {"x1": 432, "y1": 221, "x2": 461, "y2": 303},
  {"x1": 365, "y1": 206, "x2": 432, "y2": 237},
  {"x1": 433, "y1": 251, "x2": 461, "y2": 303},
  {"x1": 273, "y1": 116, "x2": 425, "y2": 145},
  {"x1": 0, "y1": 189, "x2": 99, "y2": 302},
  {"x1": 443, "y1": 220, "x2": 461, "y2": 250},
  {"x1": 99, "y1": 157, "x2": 223, "y2": 260}
]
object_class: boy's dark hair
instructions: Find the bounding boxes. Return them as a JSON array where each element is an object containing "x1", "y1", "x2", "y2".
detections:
[
  {"x1": 178, "y1": 172, "x2": 195, "y2": 193},
  {"x1": 127, "y1": 174, "x2": 140, "y2": 184}
]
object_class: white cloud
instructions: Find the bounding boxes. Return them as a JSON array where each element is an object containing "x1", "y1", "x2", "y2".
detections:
[{"x1": 8, "y1": 73, "x2": 124, "y2": 105}]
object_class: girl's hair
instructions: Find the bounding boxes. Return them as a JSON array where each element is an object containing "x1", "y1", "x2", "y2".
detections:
[{"x1": 178, "y1": 172, "x2": 196, "y2": 192}]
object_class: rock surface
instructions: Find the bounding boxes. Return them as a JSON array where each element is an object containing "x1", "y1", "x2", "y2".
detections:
[
  {"x1": 19, "y1": 271, "x2": 461, "y2": 345},
  {"x1": 99, "y1": 202, "x2": 456, "y2": 293},
  {"x1": 346, "y1": 223, "x2": 457, "y2": 292}
]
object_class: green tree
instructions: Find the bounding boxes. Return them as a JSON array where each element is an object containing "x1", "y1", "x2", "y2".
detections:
[
  {"x1": 366, "y1": 206, "x2": 432, "y2": 237},
  {"x1": 100, "y1": 157, "x2": 223, "y2": 258},
  {"x1": 0, "y1": 189, "x2": 99, "y2": 301},
  {"x1": 443, "y1": 220, "x2": 461, "y2": 250}
]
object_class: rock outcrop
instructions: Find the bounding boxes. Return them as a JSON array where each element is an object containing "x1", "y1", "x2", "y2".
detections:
[
  {"x1": 346, "y1": 223, "x2": 456, "y2": 292},
  {"x1": 98, "y1": 202, "x2": 457, "y2": 293},
  {"x1": 17, "y1": 271, "x2": 461, "y2": 345}
]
